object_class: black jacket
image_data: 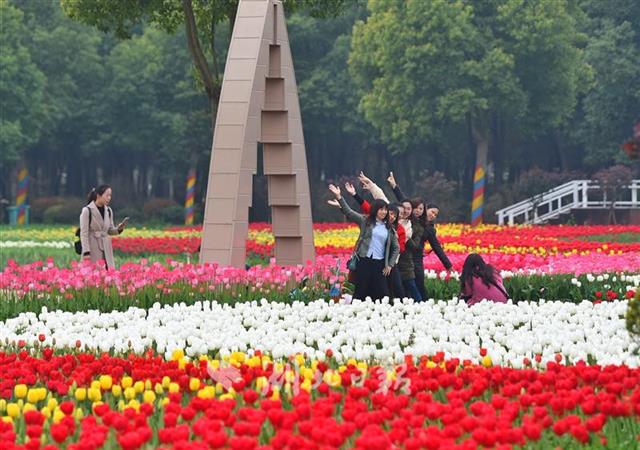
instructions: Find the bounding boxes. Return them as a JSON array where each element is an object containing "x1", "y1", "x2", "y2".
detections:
[{"x1": 392, "y1": 184, "x2": 452, "y2": 271}]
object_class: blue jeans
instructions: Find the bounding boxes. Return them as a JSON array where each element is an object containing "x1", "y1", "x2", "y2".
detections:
[{"x1": 402, "y1": 279, "x2": 422, "y2": 302}]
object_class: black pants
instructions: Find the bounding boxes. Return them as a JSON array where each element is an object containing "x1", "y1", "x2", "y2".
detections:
[
  {"x1": 388, "y1": 266, "x2": 405, "y2": 299},
  {"x1": 353, "y1": 257, "x2": 389, "y2": 300},
  {"x1": 414, "y1": 258, "x2": 426, "y2": 301}
]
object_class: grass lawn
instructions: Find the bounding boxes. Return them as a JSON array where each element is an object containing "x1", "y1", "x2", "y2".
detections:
[{"x1": 571, "y1": 232, "x2": 640, "y2": 243}]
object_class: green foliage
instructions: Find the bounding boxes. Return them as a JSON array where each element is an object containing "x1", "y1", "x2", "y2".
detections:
[
  {"x1": 142, "y1": 198, "x2": 180, "y2": 219},
  {"x1": 349, "y1": 0, "x2": 589, "y2": 154},
  {"x1": 29, "y1": 197, "x2": 67, "y2": 223},
  {"x1": 579, "y1": 21, "x2": 640, "y2": 166},
  {"x1": 42, "y1": 198, "x2": 85, "y2": 224},
  {"x1": 0, "y1": 1, "x2": 46, "y2": 166}
]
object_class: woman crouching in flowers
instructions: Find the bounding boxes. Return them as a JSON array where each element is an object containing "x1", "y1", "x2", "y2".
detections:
[
  {"x1": 460, "y1": 253, "x2": 508, "y2": 306},
  {"x1": 328, "y1": 183, "x2": 399, "y2": 300}
]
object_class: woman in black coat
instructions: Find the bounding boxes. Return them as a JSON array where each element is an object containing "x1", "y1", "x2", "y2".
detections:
[{"x1": 389, "y1": 175, "x2": 452, "y2": 300}]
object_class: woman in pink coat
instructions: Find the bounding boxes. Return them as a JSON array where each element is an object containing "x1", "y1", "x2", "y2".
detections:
[{"x1": 460, "y1": 253, "x2": 508, "y2": 306}]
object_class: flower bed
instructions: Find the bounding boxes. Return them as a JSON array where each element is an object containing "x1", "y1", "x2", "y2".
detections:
[
  {"x1": 0, "y1": 348, "x2": 639, "y2": 449},
  {"x1": 1, "y1": 258, "x2": 637, "y2": 320},
  {"x1": 1, "y1": 299, "x2": 638, "y2": 367}
]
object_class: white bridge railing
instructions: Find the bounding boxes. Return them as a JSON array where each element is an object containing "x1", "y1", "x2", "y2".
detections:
[{"x1": 496, "y1": 179, "x2": 640, "y2": 225}]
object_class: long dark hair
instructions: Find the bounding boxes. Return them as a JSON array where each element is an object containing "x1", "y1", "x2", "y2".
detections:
[
  {"x1": 367, "y1": 199, "x2": 390, "y2": 228},
  {"x1": 387, "y1": 203, "x2": 400, "y2": 230},
  {"x1": 410, "y1": 197, "x2": 426, "y2": 226},
  {"x1": 460, "y1": 253, "x2": 497, "y2": 291},
  {"x1": 87, "y1": 184, "x2": 111, "y2": 204}
]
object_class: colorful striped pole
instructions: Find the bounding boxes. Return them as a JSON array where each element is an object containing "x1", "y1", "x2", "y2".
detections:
[
  {"x1": 16, "y1": 167, "x2": 29, "y2": 225},
  {"x1": 471, "y1": 164, "x2": 485, "y2": 226},
  {"x1": 184, "y1": 168, "x2": 196, "y2": 225}
]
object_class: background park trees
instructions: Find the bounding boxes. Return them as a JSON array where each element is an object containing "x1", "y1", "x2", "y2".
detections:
[{"x1": 1, "y1": 0, "x2": 639, "y2": 223}]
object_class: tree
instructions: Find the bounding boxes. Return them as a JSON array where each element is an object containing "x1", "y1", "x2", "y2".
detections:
[
  {"x1": 0, "y1": 1, "x2": 45, "y2": 173},
  {"x1": 62, "y1": 0, "x2": 347, "y2": 130},
  {"x1": 349, "y1": 0, "x2": 589, "y2": 221},
  {"x1": 18, "y1": 1, "x2": 106, "y2": 196},
  {"x1": 577, "y1": 15, "x2": 640, "y2": 166},
  {"x1": 593, "y1": 164, "x2": 635, "y2": 224}
]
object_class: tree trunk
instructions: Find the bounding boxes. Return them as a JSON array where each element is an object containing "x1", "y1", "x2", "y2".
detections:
[{"x1": 471, "y1": 119, "x2": 489, "y2": 225}]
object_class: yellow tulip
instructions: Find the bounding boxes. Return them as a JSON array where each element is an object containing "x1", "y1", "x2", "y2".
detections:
[
  {"x1": 171, "y1": 349, "x2": 184, "y2": 361},
  {"x1": 161, "y1": 376, "x2": 171, "y2": 389},
  {"x1": 189, "y1": 378, "x2": 200, "y2": 391},
  {"x1": 74, "y1": 408, "x2": 84, "y2": 420},
  {"x1": 7, "y1": 403, "x2": 20, "y2": 418},
  {"x1": 145, "y1": 380, "x2": 152, "y2": 391},
  {"x1": 88, "y1": 388, "x2": 101, "y2": 402},
  {"x1": 197, "y1": 386, "x2": 215, "y2": 400},
  {"x1": 41, "y1": 406, "x2": 51, "y2": 419},
  {"x1": 133, "y1": 381, "x2": 144, "y2": 394},
  {"x1": 14, "y1": 384, "x2": 27, "y2": 399},
  {"x1": 161, "y1": 397, "x2": 170, "y2": 407},
  {"x1": 111, "y1": 385, "x2": 122, "y2": 397},
  {"x1": 90, "y1": 381, "x2": 101, "y2": 391},
  {"x1": 99, "y1": 375, "x2": 113, "y2": 390},
  {"x1": 47, "y1": 398, "x2": 58, "y2": 411},
  {"x1": 124, "y1": 387, "x2": 136, "y2": 400},
  {"x1": 142, "y1": 391, "x2": 156, "y2": 404},
  {"x1": 0, "y1": 399, "x2": 6, "y2": 413},
  {"x1": 74, "y1": 388, "x2": 87, "y2": 401},
  {"x1": 22, "y1": 403, "x2": 36, "y2": 413},
  {"x1": 121, "y1": 377, "x2": 133, "y2": 388},
  {"x1": 300, "y1": 379, "x2": 312, "y2": 393},
  {"x1": 1, "y1": 416, "x2": 13, "y2": 424},
  {"x1": 482, "y1": 355, "x2": 493, "y2": 368},
  {"x1": 154, "y1": 383, "x2": 164, "y2": 395},
  {"x1": 168, "y1": 383, "x2": 180, "y2": 393},
  {"x1": 52, "y1": 408, "x2": 65, "y2": 424}
]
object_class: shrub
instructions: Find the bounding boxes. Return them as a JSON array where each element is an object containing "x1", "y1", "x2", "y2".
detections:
[
  {"x1": 142, "y1": 198, "x2": 180, "y2": 219},
  {"x1": 30, "y1": 197, "x2": 66, "y2": 223},
  {"x1": 160, "y1": 205, "x2": 185, "y2": 225},
  {"x1": 42, "y1": 198, "x2": 85, "y2": 224},
  {"x1": 413, "y1": 171, "x2": 466, "y2": 222},
  {"x1": 118, "y1": 207, "x2": 145, "y2": 226}
]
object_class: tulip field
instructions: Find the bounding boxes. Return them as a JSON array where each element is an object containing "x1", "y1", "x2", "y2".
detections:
[{"x1": 1, "y1": 223, "x2": 640, "y2": 449}]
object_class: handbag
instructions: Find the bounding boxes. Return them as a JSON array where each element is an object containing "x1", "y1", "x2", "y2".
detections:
[
  {"x1": 347, "y1": 230, "x2": 364, "y2": 271},
  {"x1": 347, "y1": 253, "x2": 359, "y2": 271},
  {"x1": 74, "y1": 207, "x2": 91, "y2": 255}
]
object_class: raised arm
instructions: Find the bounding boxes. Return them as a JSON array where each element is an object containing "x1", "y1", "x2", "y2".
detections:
[
  {"x1": 424, "y1": 225, "x2": 452, "y2": 270},
  {"x1": 329, "y1": 184, "x2": 366, "y2": 226},
  {"x1": 387, "y1": 171, "x2": 410, "y2": 201},
  {"x1": 358, "y1": 171, "x2": 389, "y2": 203}
]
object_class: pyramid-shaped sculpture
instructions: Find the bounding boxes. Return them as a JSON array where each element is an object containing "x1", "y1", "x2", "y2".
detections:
[{"x1": 200, "y1": 0, "x2": 315, "y2": 267}]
